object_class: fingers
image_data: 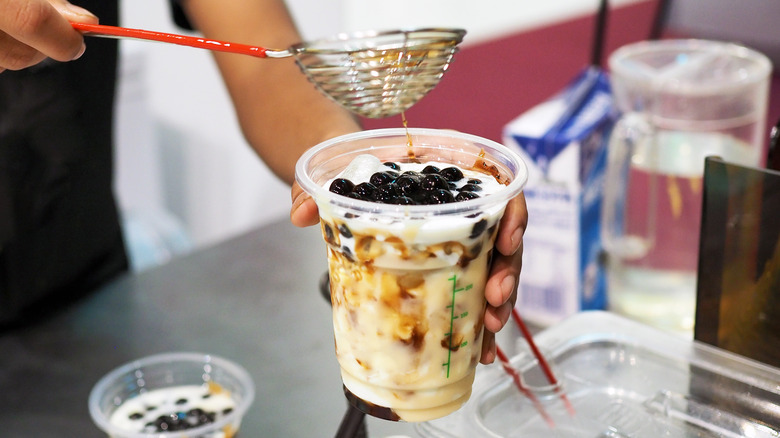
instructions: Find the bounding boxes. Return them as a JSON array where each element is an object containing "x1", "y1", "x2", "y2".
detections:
[
  {"x1": 480, "y1": 192, "x2": 528, "y2": 364},
  {"x1": 0, "y1": 0, "x2": 97, "y2": 71},
  {"x1": 494, "y1": 194, "x2": 527, "y2": 257},
  {"x1": 480, "y1": 330, "x2": 496, "y2": 364},
  {"x1": 290, "y1": 181, "x2": 319, "y2": 228}
]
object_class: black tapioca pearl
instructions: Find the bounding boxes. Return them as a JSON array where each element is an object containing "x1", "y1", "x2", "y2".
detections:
[
  {"x1": 421, "y1": 165, "x2": 440, "y2": 174},
  {"x1": 368, "y1": 171, "x2": 398, "y2": 187},
  {"x1": 470, "y1": 219, "x2": 488, "y2": 238},
  {"x1": 175, "y1": 398, "x2": 188, "y2": 405},
  {"x1": 352, "y1": 182, "x2": 377, "y2": 199},
  {"x1": 395, "y1": 174, "x2": 421, "y2": 196},
  {"x1": 341, "y1": 245, "x2": 355, "y2": 262},
  {"x1": 459, "y1": 183, "x2": 482, "y2": 192},
  {"x1": 467, "y1": 178, "x2": 482, "y2": 185},
  {"x1": 369, "y1": 171, "x2": 397, "y2": 186},
  {"x1": 129, "y1": 412, "x2": 144, "y2": 420},
  {"x1": 322, "y1": 223, "x2": 337, "y2": 245},
  {"x1": 410, "y1": 190, "x2": 429, "y2": 204},
  {"x1": 440, "y1": 166, "x2": 465, "y2": 182},
  {"x1": 401, "y1": 170, "x2": 423, "y2": 179},
  {"x1": 383, "y1": 161, "x2": 400, "y2": 170},
  {"x1": 329, "y1": 178, "x2": 354, "y2": 196},
  {"x1": 390, "y1": 196, "x2": 416, "y2": 205},
  {"x1": 186, "y1": 408, "x2": 214, "y2": 427},
  {"x1": 372, "y1": 184, "x2": 399, "y2": 203},
  {"x1": 337, "y1": 224, "x2": 352, "y2": 238},
  {"x1": 456, "y1": 191, "x2": 480, "y2": 202},
  {"x1": 420, "y1": 174, "x2": 449, "y2": 191},
  {"x1": 222, "y1": 407, "x2": 234, "y2": 415},
  {"x1": 154, "y1": 414, "x2": 181, "y2": 432},
  {"x1": 427, "y1": 189, "x2": 455, "y2": 204},
  {"x1": 347, "y1": 192, "x2": 365, "y2": 201}
]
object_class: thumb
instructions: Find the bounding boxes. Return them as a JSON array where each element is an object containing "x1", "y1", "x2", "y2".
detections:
[{"x1": 49, "y1": 0, "x2": 98, "y2": 23}]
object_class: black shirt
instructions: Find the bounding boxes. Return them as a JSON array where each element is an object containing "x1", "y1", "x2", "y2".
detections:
[{"x1": 0, "y1": 1, "x2": 127, "y2": 325}]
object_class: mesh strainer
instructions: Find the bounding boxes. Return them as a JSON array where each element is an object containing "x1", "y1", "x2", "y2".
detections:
[{"x1": 72, "y1": 23, "x2": 465, "y2": 118}]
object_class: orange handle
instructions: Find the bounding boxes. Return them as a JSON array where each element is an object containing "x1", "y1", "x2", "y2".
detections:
[{"x1": 72, "y1": 22, "x2": 271, "y2": 58}]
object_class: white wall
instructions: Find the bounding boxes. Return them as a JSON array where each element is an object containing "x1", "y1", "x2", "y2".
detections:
[{"x1": 114, "y1": 0, "x2": 646, "y2": 257}]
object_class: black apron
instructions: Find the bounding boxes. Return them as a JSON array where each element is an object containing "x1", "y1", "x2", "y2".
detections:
[{"x1": 0, "y1": 1, "x2": 128, "y2": 326}]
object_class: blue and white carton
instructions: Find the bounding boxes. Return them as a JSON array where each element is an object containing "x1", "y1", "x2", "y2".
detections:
[{"x1": 503, "y1": 67, "x2": 616, "y2": 326}]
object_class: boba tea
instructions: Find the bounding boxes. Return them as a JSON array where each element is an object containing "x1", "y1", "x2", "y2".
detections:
[{"x1": 295, "y1": 128, "x2": 527, "y2": 422}]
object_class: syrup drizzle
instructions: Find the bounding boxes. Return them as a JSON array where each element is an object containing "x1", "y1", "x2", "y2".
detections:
[{"x1": 401, "y1": 111, "x2": 416, "y2": 161}]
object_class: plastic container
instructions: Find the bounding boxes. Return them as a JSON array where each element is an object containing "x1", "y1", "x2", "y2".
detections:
[
  {"x1": 88, "y1": 352, "x2": 255, "y2": 438},
  {"x1": 296, "y1": 128, "x2": 528, "y2": 422},
  {"x1": 416, "y1": 311, "x2": 780, "y2": 437}
]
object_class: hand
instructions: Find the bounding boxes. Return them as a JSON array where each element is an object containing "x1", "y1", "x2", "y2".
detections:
[
  {"x1": 0, "y1": 0, "x2": 97, "y2": 72},
  {"x1": 479, "y1": 193, "x2": 527, "y2": 364},
  {"x1": 292, "y1": 186, "x2": 529, "y2": 365}
]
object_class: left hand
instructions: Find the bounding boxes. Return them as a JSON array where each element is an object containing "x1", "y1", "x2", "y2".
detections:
[{"x1": 291, "y1": 185, "x2": 528, "y2": 365}]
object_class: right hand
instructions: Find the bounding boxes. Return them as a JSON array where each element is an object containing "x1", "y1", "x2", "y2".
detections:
[{"x1": 0, "y1": 0, "x2": 98, "y2": 72}]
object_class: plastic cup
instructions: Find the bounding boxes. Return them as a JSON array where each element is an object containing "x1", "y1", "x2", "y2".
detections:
[
  {"x1": 295, "y1": 128, "x2": 528, "y2": 422},
  {"x1": 88, "y1": 352, "x2": 255, "y2": 438}
]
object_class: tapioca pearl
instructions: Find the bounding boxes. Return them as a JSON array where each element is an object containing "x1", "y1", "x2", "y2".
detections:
[
  {"x1": 440, "y1": 166, "x2": 464, "y2": 182},
  {"x1": 467, "y1": 178, "x2": 482, "y2": 185},
  {"x1": 369, "y1": 171, "x2": 397, "y2": 187},
  {"x1": 371, "y1": 184, "x2": 400, "y2": 203},
  {"x1": 455, "y1": 191, "x2": 480, "y2": 202},
  {"x1": 329, "y1": 178, "x2": 354, "y2": 196},
  {"x1": 426, "y1": 189, "x2": 455, "y2": 204},
  {"x1": 420, "y1": 174, "x2": 449, "y2": 191},
  {"x1": 459, "y1": 183, "x2": 482, "y2": 193},
  {"x1": 390, "y1": 196, "x2": 416, "y2": 205},
  {"x1": 470, "y1": 219, "x2": 488, "y2": 238},
  {"x1": 341, "y1": 245, "x2": 356, "y2": 262},
  {"x1": 352, "y1": 182, "x2": 377, "y2": 199},
  {"x1": 395, "y1": 174, "x2": 421, "y2": 196},
  {"x1": 421, "y1": 165, "x2": 440, "y2": 174},
  {"x1": 383, "y1": 161, "x2": 400, "y2": 171},
  {"x1": 322, "y1": 222, "x2": 337, "y2": 246},
  {"x1": 338, "y1": 223, "x2": 353, "y2": 238}
]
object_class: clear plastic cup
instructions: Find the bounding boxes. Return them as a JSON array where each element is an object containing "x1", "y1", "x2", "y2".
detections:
[
  {"x1": 296, "y1": 128, "x2": 528, "y2": 422},
  {"x1": 88, "y1": 352, "x2": 255, "y2": 438}
]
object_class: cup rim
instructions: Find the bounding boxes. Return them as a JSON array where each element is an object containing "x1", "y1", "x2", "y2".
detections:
[
  {"x1": 88, "y1": 352, "x2": 255, "y2": 438},
  {"x1": 608, "y1": 38, "x2": 773, "y2": 90},
  {"x1": 295, "y1": 128, "x2": 528, "y2": 218}
]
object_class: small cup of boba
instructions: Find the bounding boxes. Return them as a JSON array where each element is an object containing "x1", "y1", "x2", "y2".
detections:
[{"x1": 88, "y1": 352, "x2": 254, "y2": 438}]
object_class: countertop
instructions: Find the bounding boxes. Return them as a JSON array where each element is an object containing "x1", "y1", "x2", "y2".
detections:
[{"x1": 0, "y1": 218, "x2": 419, "y2": 437}]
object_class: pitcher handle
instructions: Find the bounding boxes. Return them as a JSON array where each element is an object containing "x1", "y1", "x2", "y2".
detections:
[{"x1": 601, "y1": 112, "x2": 656, "y2": 260}]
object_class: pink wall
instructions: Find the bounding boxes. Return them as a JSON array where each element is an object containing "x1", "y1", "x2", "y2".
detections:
[{"x1": 362, "y1": 0, "x2": 780, "y2": 153}]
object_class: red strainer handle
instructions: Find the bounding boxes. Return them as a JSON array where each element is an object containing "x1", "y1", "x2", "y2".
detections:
[{"x1": 71, "y1": 22, "x2": 272, "y2": 58}]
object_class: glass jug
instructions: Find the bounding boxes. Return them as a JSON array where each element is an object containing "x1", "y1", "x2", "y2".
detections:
[{"x1": 602, "y1": 39, "x2": 772, "y2": 335}]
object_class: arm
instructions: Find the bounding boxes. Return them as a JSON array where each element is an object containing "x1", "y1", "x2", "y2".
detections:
[
  {"x1": 0, "y1": 0, "x2": 97, "y2": 72},
  {"x1": 179, "y1": 0, "x2": 528, "y2": 365},
  {"x1": 176, "y1": 0, "x2": 362, "y2": 185}
]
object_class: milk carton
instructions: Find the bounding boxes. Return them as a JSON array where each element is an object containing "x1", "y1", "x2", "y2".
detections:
[{"x1": 503, "y1": 67, "x2": 616, "y2": 326}]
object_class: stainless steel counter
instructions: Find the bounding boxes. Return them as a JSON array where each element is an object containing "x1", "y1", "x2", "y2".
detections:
[{"x1": 0, "y1": 218, "x2": 417, "y2": 437}]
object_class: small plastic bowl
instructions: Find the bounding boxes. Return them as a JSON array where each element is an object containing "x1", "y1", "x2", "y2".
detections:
[{"x1": 88, "y1": 352, "x2": 255, "y2": 438}]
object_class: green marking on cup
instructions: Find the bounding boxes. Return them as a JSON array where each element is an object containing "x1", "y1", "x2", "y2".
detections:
[{"x1": 443, "y1": 275, "x2": 473, "y2": 378}]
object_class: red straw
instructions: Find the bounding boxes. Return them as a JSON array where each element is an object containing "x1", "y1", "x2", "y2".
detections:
[
  {"x1": 495, "y1": 345, "x2": 555, "y2": 428},
  {"x1": 511, "y1": 308, "x2": 576, "y2": 416}
]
